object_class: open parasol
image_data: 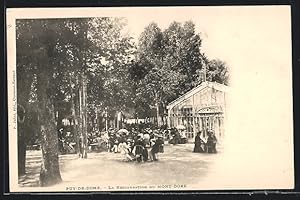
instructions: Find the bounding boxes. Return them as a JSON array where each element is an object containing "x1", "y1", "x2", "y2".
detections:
[{"x1": 117, "y1": 129, "x2": 129, "y2": 134}]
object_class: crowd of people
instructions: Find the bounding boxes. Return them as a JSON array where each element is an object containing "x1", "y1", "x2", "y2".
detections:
[
  {"x1": 166, "y1": 128, "x2": 188, "y2": 145},
  {"x1": 57, "y1": 122, "x2": 219, "y2": 160},
  {"x1": 104, "y1": 128, "x2": 165, "y2": 162}
]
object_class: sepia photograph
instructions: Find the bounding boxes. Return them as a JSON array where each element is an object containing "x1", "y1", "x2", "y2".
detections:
[{"x1": 6, "y1": 6, "x2": 294, "y2": 192}]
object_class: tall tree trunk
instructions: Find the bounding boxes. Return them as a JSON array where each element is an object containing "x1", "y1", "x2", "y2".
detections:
[
  {"x1": 82, "y1": 75, "x2": 88, "y2": 158},
  {"x1": 155, "y1": 91, "x2": 160, "y2": 127},
  {"x1": 161, "y1": 102, "x2": 167, "y2": 126},
  {"x1": 78, "y1": 74, "x2": 88, "y2": 158},
  {"x1": 70, "y1": 76, "x2": 79, "y2": 153},
  {"x1": 37, "y1": 67, "x2": 62, "y2": 187},
  {"x1": 78, "y1": 20, "x2": 89, "y2": 158},
  {"x1": 156, "y1": 102, "x2": 160, "y2": 127},
  {"x1": 75, "y1": 87, "x2": 81, "y2": 154},
  {"x1": 72, "y1": 95, "x2": 79, "y2": 154}
]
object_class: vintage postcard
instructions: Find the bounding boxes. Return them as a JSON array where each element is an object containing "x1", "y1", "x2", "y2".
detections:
[{"x1": 6, "y1": 6, "x2": 294, "y2": 192}]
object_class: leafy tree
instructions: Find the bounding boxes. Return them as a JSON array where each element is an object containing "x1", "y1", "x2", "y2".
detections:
[
  {"x1": 133, "y1": 23, "x2": 167, "y2": 126},
  {"x1": 16, "y1": 16, "x2": 136, "y2": 185},
  {"x1": 16, "y1": 18, "x2": 91, "y2": 185},
  {"x1": 132, "y1": 21, "x2": 204, "y2": 126},
  {"x1": 16, "y1": 20, "x2": 37, "y2": 176},
  {"x1": 162, "y1": 21, "x2": 203, "y2": 96},
  {"x1": 22, "y1": 19, "x2": 65, "y2": 186},
  {"x1": 86, "y1": 17, "x2": 136, "y2": 122},
  {"x1": 206, "y1": 59, "x2": 229, "y2": 85},
  {"x1": 131, "y1": 20, "x2": 230, "y2": 126}
]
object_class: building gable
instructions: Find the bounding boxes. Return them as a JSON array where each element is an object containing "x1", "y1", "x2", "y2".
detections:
[{"x1": 167, "y1": 81, "x2": 229, "y2": 110}]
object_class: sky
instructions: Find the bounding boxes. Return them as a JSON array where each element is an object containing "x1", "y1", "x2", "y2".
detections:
[
  {"x1": 120, "y1": 6, "x2": 292, "y2": 65},
  {"x1": 7, "y1": 6, "x2": 294, "y2": 190}
]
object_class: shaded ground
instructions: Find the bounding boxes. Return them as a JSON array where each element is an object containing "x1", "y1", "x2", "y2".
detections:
[{"x1": 19, "y1": 143, "x2": 223, "y2": 190}]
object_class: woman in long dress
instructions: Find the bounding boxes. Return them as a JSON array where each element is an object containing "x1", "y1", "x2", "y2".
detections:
[
  {"x1": 150, "y1": 135, "x2": 164, "y2": 161},
  {"x1": 119, "y1": 141, "x2": 134, "y2": 161},
  {"x1": 207, "y1": 131, "x2": 218, "y2": 153},
  {"x1": 193, "y1": 132, "x2": 205, "y2": 153}
]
